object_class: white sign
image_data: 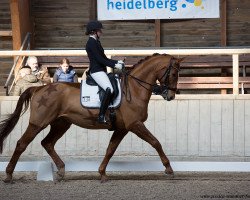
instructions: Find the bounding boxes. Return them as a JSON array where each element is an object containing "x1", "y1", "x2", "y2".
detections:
[{"x1": 97, "y1": 0, "x2": 220, "y2": 20}]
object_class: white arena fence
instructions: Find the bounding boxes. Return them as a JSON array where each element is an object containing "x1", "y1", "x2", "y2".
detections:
[{"x1": 0, "y1": 95, "x2": 250, "y2": 161}]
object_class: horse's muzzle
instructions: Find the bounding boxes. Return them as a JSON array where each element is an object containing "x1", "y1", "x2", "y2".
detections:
[
  {"x1": 162, "y1": 90, "x2": 175, "y2": 101},
  {"x1": 166, "y1": 95, "x2": 175, "y2": 101}
]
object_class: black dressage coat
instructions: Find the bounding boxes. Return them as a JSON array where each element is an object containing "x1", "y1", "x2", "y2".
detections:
[{"x1": 85, "y1": 37, "x2": 117, "y2": 73}]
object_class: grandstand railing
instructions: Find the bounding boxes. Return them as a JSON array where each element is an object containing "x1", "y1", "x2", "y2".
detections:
[{"x1": 0, "y1": 47, "x2": 250, "y2": 95}]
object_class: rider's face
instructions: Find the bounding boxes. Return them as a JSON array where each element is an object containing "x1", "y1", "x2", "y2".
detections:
[{"x1": 96, "y1": 29, "x2": 102, "y2": 38}]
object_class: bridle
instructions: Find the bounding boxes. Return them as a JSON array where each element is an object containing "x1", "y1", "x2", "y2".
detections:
[
  {"x1": 122, "y1": 59, "x2": 180, "y2": 101},
  {"x1": 153, "y1": 62, "x2": 179, "y2": 95}
]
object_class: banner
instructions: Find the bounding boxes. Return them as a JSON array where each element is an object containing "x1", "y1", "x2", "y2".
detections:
[{"x1": 97, "y1": 0, "x2": 220, "y2": 20}]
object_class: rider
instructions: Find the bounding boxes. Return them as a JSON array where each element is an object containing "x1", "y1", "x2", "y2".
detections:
[{"x1": 85, "y1": 20, "x2": 124, "y2": 123}]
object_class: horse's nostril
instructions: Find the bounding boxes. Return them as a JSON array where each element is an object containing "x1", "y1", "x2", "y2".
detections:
[{"x1": 167, "y1": 96, "x2": 175, "y2": 101}]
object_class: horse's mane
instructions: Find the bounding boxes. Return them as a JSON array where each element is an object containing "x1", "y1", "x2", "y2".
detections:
[
  {"x1": 129, "y1": 53, "x2": 171, "y2": 71},
  {"x1": 130, "y1": 53, "x2": 159, "y2": 69}
]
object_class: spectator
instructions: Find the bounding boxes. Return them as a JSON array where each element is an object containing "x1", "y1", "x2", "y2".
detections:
[
  {"x1": 13, "y1": 67, "x2": 43, "y2": 96},
  {"x1": 25, "y1": 56, "x2": 51, "y2": 85},
  {"x1": 53, "y1": 58, "x2": 78, "y2": 83}
]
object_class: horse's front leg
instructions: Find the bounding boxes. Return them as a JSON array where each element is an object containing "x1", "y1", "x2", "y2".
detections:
[
  {"x1": 129, "y1": 121, "x2": 174, "y2": 176},
  {"x1": 99, "y1": 129, "x2": 128, "y2": 183}
]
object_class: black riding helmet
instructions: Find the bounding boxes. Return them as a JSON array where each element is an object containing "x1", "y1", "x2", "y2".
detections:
[{"x1": 85, "y1": 20, "x2": 103, "y2": 35}]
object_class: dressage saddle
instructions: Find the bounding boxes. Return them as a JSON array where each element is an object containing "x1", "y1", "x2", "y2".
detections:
[{"x1": 86, "y1": 72, "x2": 119, "y2": 104}]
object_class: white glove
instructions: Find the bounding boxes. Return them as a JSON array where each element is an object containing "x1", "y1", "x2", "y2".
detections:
[{"x1": 114, "y1": 63, "x2": 123, "y2": 70}]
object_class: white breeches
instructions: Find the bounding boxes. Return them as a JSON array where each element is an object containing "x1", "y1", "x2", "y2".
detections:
[{"x1": 90, "y1": 71, "x2": 114, "y2": 93}]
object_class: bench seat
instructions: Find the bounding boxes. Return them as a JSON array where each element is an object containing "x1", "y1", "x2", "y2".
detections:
[{"x1": 178, "y1": 77, "x2": 250, "y2": 89}]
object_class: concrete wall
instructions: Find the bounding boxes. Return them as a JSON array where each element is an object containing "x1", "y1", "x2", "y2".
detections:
[{"x1": 1, "y1": 95, "x2": 250, "y2": 161}]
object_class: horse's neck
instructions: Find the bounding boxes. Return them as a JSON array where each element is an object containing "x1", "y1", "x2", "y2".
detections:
[
  {"x1": 125, "y1": 57, "x2": 161, "y2": 102},
  {"x1": 131, "y1": 58, "x2": 159, "y2": 84}
]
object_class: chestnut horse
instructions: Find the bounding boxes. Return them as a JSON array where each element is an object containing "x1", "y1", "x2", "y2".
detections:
[{"x1": 0, "y1": 54, "x2": 182, "y2": 183}]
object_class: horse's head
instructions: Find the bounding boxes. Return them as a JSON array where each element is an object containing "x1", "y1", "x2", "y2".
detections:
[
  {"x1": 154, "y1": 57, "x2": 183, "y2": 101},
  {"x1": 125, "y1": 54, "x2": 184, "y2": 102}
]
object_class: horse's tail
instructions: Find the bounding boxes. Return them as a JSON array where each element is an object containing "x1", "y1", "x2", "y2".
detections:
[{"x1": 0, "y1": 87, "x2": 36, "y2": 154}]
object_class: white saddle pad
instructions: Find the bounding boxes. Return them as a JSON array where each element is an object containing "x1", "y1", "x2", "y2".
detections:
[{"x1": 80, "y1": 79, "x2": 122, "y2": 109}]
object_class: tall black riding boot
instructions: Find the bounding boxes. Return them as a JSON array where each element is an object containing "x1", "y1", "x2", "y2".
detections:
[{"x1": 98, "y1": 88, "x2": 112, "y2": 123}]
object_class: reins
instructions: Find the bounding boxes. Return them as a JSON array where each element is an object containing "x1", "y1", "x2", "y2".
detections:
[{"x1": 123, "y1": 70, "x2": 156, "y2": 102}]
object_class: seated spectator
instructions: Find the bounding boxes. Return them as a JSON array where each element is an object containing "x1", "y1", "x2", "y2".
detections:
[
  {"x1": 13, "y1": 67, "x2": 43, "y2": 96},
  {"x1": 20, "y1": 56, "x2": 51, "y2": 85},
  {"x1": 53, "y1": 58, "x2": 78, "y2": 83}
]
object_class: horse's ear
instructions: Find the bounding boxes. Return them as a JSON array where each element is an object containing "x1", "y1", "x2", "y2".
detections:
[{"x1": 177, "y1": 57, "x2": 186, "y2": 63}]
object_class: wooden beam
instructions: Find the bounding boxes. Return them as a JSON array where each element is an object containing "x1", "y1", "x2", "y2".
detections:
[
  {"x1": 0, "y1": 30, "x2": 12, "y2": 37},
  {"x1": 220, "y1": 0, "x2": 227, "y2": 46},
  {"x1": 0, "y1": 48, "x2": 250, "y2": 57},
  {"x1": 233, "y1": 54, "x2": 239, "y2": 95},
  {"x1": 10, "y1": 0, "x2": 22, "y2": 50},
  {"x1": 89, "y1": 0, "x2": 97, "y2": 20},
  {"x1": 155, "y1": 19, "x2": 161, "y2": 47},
  {"x1": 10, "y1": 0, "x2": 33, "y2": 77},
  {"x1": 177, "y1": 84, "x2": 245, "y2": 89},
  {"x1": 220, "y1": 0, "x2": 228, "y2": 93},
  {"x1": 10, "y1": 0, "x2": 32, "y2": 50},
  {"x1": 178, "y1": 77, "x2": 250, "y2": 84}
]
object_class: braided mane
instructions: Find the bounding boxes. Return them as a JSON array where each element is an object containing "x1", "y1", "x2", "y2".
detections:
[
  {"x1": 131, "y1": 53, "x2": 160, "y2": 69},
  {"x1": 130, "y1": 53, "x2": 174, "y2": 71}
]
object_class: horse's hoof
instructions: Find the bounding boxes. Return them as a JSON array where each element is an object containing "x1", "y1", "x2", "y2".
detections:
[
  {"x1": 165, "y1": 166, "x2": 174, "y2": 178},
  {"x1": 56, "y1": 168, "x2": 65, "y2": 181},
  {"x1": 4, "y1": 174, "x2": 13, "y2": 184},
  {"x1": 57, "y1": 168, "x2": 65, "y2": 178},
  {"x1": 3, "y1": 179, "x2": 13, "y2": 184},
  {"x1": 100, "y1": 175, "x2": 109, "y2": 183},
  {"x1": 56, "y1": 174, "x2": 65, "y2": 182},
  {"x1": 165, "y1": 172, "x2": 174, "y2": 178},
  {"x1": 165, "y1": 164, "x2": 174, "y2": 173},
  {"x1": 56, "y1": 177, "x2": 65, "y2": 182},
  {"x1": 56, "y1": 174, "x2": 64, "y2": 182}
]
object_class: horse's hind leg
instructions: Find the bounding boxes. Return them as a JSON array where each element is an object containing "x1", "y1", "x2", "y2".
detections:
[
  {"x1": 41, "y1": 118, "x2": 71, "y2": 180},
  {"x1": 129, "y1": 121, "x2": 174, "y2": 176},
  {"x1": 99, "y1": 129, "x2": 128, "y2": 183},
  {"x1": 5, "y1": 123, "x2": 43, "y2": 183}
]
